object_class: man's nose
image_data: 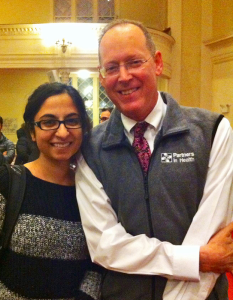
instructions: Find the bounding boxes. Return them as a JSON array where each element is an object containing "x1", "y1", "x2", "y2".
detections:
[{"x1": 118, "y1": 65, "x2": 133, "y2": 81}]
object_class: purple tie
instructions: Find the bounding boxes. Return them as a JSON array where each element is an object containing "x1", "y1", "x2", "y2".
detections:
[{"x1": 132, "y1": 122, "x2": 151, "y2": 174}]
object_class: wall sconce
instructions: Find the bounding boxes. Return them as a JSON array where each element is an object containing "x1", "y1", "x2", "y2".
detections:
[
  {"x1": 56, "y1": 38, "x2": 72, "y2": 53},
  {"x1": 220, "y1": 104, "x2": 231, "y2": 114}
]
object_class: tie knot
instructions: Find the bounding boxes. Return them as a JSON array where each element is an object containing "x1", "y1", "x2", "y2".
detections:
[{"x1": 133, "y1": 122, "x2": 149, "y2": 138}]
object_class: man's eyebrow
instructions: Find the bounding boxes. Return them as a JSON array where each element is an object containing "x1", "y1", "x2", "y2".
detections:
[
  {"x1": 104, "y1": 55, "x2": 142, "y2": 65},
  {"x1": 104, "y1": 61, "x2": 119, "y2": 66}
]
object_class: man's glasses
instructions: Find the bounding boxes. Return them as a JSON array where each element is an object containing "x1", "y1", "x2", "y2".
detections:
[
  {"x1": 33, "y1": 118, "x2": 82, "y2": 131},
  {"x1": 99, "y1": 56, "x2": 152, "y2": 79}
]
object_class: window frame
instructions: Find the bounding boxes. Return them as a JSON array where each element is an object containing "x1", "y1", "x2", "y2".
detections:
[{"x1": 53, "y1": 0, "x2": 119, "y2": 23}]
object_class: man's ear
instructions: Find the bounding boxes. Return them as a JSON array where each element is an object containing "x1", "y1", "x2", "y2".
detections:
[
  {"x1": 99, "y1": 72, "x2": 105, "y2": 88},
  {"x1": 154, "y1": 51, "x2": 163, "y2": 76}
]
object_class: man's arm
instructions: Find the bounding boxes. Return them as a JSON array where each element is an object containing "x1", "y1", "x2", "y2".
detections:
[
  {"x1": 76, "y1": 118, "x2": 233, "y2": 282},
  {"x1": 163, "y1": 117, "x2": 233, "y2": 299},
  {"x1": 200, "y1": 223, "x2": 233, "y2": 273},
  {"x1": 4, "y1": 139, "x2": 15, "y2": 164}
]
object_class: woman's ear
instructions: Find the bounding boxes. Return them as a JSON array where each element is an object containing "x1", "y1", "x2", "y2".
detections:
[{"x1": 30, "y1": 131, "x2": 36, "y2": 142}]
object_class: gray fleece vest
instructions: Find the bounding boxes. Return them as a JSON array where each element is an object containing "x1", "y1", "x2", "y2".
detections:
[{"x1": 82, "y1": 92, "x2": 228, "y2": 300}]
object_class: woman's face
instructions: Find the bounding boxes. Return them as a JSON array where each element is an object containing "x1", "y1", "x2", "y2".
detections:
[{"x1": 31, "y1": 93, "x2": 83, "y2": 164}]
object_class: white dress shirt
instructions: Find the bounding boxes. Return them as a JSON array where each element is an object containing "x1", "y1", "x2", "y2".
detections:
[{"x1": 76, "y1": 93, "x2": 233, "y2": 299}]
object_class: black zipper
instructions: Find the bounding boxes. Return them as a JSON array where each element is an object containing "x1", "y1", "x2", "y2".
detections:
[
  {"x1": 143, "y1": 170, "x2": 156, "y2": 300},
  {"x1": 131, "y1": 142, "x2": 158, "y2": 299}
]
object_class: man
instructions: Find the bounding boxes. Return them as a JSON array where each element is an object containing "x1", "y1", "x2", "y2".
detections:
[
  {"x1": 0, "y1": 152, "x2": 4, "y2": 166},
  {"x1": 15, "y1": 123, "x2": 39, "y2": 164},
  {"x1": 76, "y1": 20, "x2": 233, "y2": 299},
  {"x1": 0, "y1": 116, "x2": 15, "y2": 164},
  {"x1": 100, "y1": 107, "x2": 113, "y2": 123}
]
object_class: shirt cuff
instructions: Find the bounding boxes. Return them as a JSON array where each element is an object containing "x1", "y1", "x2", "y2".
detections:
[{"x1": 172, "y1": 245, "x2": 200, "y2": 281}]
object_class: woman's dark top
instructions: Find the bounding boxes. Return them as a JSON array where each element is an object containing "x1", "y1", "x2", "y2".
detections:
[{"x1": 0, "y1": 166, "x2": 102, "y2": 299}]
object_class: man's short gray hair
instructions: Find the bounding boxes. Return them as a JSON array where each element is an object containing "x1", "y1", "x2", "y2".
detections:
[{"x1": 98, "y1": 19, "x2": 156, "y2": 63}]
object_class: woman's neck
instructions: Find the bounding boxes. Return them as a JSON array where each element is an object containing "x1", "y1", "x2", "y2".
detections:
[{"x1": 25, "y1": 156, "x2": 75, "y2": 186}]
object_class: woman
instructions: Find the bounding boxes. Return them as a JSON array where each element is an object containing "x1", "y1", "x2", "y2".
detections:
[{"x1": 0, "y1": 82, "x2": 102, "y2": 299}]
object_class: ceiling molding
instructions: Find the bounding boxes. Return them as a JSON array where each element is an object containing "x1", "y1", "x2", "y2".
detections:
[
  {"x1": 204, "y1": 33, "x2": 233, "y2": 63},
  {"x1": 0, "y1": 23, "x2": 175, "y2": 78}
]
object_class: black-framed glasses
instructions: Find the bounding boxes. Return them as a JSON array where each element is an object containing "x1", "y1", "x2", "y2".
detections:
[
  {"x1": 99, "y1": 56, "x2": 153, "y2": 78},
  {"x1": 33, "y1": 118, "x2": 82, "y2": 131}
]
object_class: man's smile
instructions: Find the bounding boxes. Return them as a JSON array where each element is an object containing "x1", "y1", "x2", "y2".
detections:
[{"x1": 118, "y1": 88, "x2": 139, "y2": 95}]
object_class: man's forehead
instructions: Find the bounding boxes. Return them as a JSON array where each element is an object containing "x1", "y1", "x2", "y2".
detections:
[
  {"x1": 99, "y1": 24, "x2": 147, "y2": 62},
  {"x1": 101, "y1": 111, "x2": 111, "y2": 117},
  {"x1": 101, "y1": 24, "x2": 144, "y2": 44}
]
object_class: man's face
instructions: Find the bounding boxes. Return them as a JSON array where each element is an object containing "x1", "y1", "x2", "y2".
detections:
[
  {"x1": 99, "y1": 24, "x2": 163, "y2": 121},
  {"x1": 100, "y1": 110, "x2": 111, "y2": 123}
]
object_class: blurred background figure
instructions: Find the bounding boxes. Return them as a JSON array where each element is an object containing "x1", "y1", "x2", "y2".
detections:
[
  {"x1": 0, "y1": 152, "x2": 4, "y2": 166},
  {"x1": 100, "y1": 107, "x2": 113, "y2": 123},
  {"x1": 15, "y1": 123, "x2": 39, "y2": 165},
  {"x1": 0, "y1": 116, "x2": 15, "y2": 164}
]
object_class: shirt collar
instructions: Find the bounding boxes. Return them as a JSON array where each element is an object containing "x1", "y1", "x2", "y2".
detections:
[{"x1": 121, "y1": 92, "x2": 167, "y2": 135}]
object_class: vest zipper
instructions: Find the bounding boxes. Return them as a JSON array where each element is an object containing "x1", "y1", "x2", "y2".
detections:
[
  {"x1": 144, "y1": 173, "x2": 154, "y2": 237},
  {"x1": 144, "y1": 172, "x2": 156, "y2": 299},
  {"x1": 131, "y1": 142, "x2": 156, "y2": 299}
]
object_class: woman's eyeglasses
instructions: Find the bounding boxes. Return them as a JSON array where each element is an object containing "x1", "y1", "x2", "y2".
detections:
[{"x1": 33, "y1": 118, "x2": 82, "y2": 131}]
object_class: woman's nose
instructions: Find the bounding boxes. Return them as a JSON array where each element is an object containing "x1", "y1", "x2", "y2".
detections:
[{"x1": 55, "y1": 123, "x2": 70, "y2": 137}]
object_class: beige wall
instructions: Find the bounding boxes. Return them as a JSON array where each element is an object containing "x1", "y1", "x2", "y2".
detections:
[
  {"x1": 120, "y1": 0, "x2": 167, "y2": 30},
  {"x1": 168, "y1": 0, "x2": 233, "y2": 127},
  {"x1": 212, "y1": 59, "x2": 233, "y2": 125},
  {"x1": 180, "y1": 0, "x2": 202, "y2": 107},
  {"x1": 0, "y1": 69, "x2": 48, "y2": 143},
  {"x1": 212, "y1": 0, "x2": 233, "y2": 37},
  {"x1": 0, "y1": 0, "x2": 53, "y2": 24},
  {"x1": 205, "y1": 0, "x2": 233, "y2": 125}
]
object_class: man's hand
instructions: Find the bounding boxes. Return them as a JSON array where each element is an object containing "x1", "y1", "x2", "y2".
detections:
[
  {"x1": 200, "y1": 222, "x2": 233, "y2": 273},
  {"x1": 3, "y1": 151, "x2": 7, "y2": 156}
]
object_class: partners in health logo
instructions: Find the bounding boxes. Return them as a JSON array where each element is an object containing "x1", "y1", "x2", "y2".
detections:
[{"x1": 161, "y1": 152, "x2": 195, "y2": 163}]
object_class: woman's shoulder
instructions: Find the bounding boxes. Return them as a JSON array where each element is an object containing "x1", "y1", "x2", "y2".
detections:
[{"x1": 0, "y1": 165, "x2": 27, "y2": 198}]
